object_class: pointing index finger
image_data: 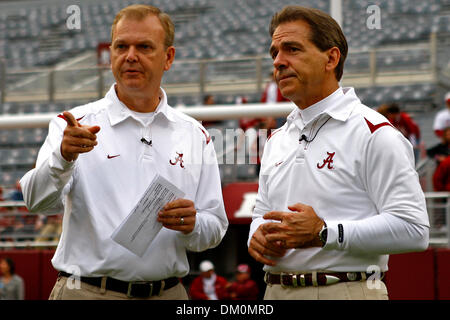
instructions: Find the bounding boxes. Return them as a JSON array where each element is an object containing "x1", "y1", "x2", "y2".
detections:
[{"x1": 62, "y1": 111, "x2": 80, "y2": 127}]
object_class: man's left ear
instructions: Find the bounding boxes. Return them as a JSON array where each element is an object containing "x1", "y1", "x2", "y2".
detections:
[
  {"x1": 326, "y1": 47, "x2": 340, "y2": 73},
  {"x1": 164, "y1": 46, "x2": 176, "y2": 71}
]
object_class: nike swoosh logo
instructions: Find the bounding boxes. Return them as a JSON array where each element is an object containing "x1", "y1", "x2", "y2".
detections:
[
  {"x1": 275, "y1": 161, "x2": 284, "y2": 167},
  {"x1": 107, "y1": 154, "x2": 120, "y2": 159}
]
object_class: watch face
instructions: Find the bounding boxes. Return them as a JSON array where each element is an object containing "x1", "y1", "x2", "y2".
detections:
[{"x1": 320, "y1": 227, "x2": 328, "y2": 243}]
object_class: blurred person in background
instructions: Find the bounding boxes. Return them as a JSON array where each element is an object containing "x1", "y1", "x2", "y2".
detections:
[
  {"x1": 7, "y1": 180, "x2": 23, "y2": 201},
  {"x1": 189, "y1": 260, "x2": 229, "y2": 300},
  {"x1": 260, "y1": 71, "x2": 290, "y2": 104},
  {"x1": 0, "y1": 186, "x2": 14, "y2": 241},
  {"x1": 377, "y1": 103, "x2": 421, "y2": 163},
  {"x1": 20, "y1": 4, "x2": 227, "y2": 300},
  {"x1": 0, "y1": 214, "x2": 15, "y2": 242},
  {"x1": 260, "y1": 70, "x2": 290, "y2": 129},
  {"x1": 34, "y1": 214, "x2": 62, "y2": 244},
  {"x1": 2, "y1": 180, "x2": 30, "y2": 241},
  {"x1": 204, "y1": 94, "x2": 215, "y2": 106},
  {"x1": 201, "y1": 94, "x2": 223, "y2": 128},
  {"x1": 239, "y1": 116, "x2": 278, "y2": 174},
  {"x1": 227, "y1": 263, "x2": 258, "y2": 300},
  {"x1": 432, "y1": 155, "x2": 450, "y2": 192},
  {"x1": 0, "y1": 186, "x2": 6, "y2": 213},
  {"x1": 433, "y1": 92, "x2": 450, "y2": 138},
  {"x1": 431, "y1": 154, "x2": 450, "y2": 231},
  {"x1": 239, "y1": 70, "x2": 287, "y2": 135},
  {"x1": 427, "y1": 126, "x2": 450, "y2": 166},
  {"x1": 248, "y1": 6, "x2": 429, "y2": 300},
  {"x1": 0, "y1": 186, "x2": 8, "y2": 236},
  {"x1": 0, "y1": 257, "x2": 24, "y2": 300}
]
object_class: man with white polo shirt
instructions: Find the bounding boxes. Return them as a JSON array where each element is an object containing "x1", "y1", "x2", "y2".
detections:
[
  {"x1": 248, "y1": 6, "x2": 429, "y2": 300},
  {"x1": 20, "y1": 4, "x2": 228, "y2": 300},
  {"x1": 433, "y1": 92, "x2": 450, "y2": 138}
]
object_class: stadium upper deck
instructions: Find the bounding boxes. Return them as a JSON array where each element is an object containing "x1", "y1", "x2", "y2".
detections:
[
  {"x1": 0, "y1": 0, "x2": 448, "y2": 69},
  {"x1": 0, "y1": 0, "x2": 449, "y2": 187}
]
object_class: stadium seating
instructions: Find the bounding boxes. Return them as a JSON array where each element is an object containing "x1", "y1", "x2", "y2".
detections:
[
  {"x1": 0, "y1": 0, "x2": 449, "y2": 188},
  {"x1": 1, "y1": 0, "x2": 448, "y2": 70},
  {"x1": 354, "y1": 83, "x2": 437, "y2": 109}
]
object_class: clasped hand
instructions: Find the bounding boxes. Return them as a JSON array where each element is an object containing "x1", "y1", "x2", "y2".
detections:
[{"x1": 248, "y1": 203, "x2": 324, "y2": 266}]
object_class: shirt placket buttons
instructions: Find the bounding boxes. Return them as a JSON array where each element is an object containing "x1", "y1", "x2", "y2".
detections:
[{"x1": 296, "y1": 146, "x2": 306, "y2": 164}]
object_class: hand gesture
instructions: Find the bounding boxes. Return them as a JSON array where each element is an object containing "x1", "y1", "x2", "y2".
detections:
[
  {"x1": 60, "y1": 111, "x2": 101, "y2": 162},
  {"x1": 262, "y1": 203, "x2": 325, "y2": 249},
  {"x1": 248, "y1": 224, "x2": 286, "y2": 266}
]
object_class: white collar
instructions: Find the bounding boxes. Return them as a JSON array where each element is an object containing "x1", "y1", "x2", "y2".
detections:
[
  {"x1": 287, "y1": 87, "x2": 360, "y2": 127},
  {"x1": 299, "y1": 87, "x2": 344, "y2": 124},
  {"x1": 105, "y1": 84, "x2": 176, "y2": 126}
]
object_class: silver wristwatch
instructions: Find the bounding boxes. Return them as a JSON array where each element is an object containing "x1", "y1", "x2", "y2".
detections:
[{"x1": 318, "y1": 222, "x2": 328, "y2": 246}]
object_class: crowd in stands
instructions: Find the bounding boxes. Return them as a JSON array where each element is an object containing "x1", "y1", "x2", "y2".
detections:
[{"x1": 0, "y1": 180, "x2": 62, "y2": 245}]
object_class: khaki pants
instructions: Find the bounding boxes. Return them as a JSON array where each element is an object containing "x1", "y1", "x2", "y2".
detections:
[
  {"x1": 49, "y1": 275, "x2": 189, "y2": 300},
  {"x1": 264, "y1": 281, "x2": 389, "y2": 300}
]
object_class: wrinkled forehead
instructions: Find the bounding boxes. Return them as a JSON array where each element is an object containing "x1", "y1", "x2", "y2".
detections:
[
  {"x1": 269, "y1": 20, "x2": 312, "y2": 54},
  {"x1": 273, "y1": 20, "x2": 311, "y2": 41},
  {"x1": 271, "y1": 21, "x2": 312, "y2": 43},
  {"x1": 112, "y1": 14, "x2": 163, "y2": 41}
]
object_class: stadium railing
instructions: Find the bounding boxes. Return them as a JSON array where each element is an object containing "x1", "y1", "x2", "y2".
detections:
[
  {"x1": 0, "y1": 187, "x2": 449, "y2": 250},
  {"x1": 0, "y1": 200, "x2": 60, "y2": 249},
  {"x1": 0, "y1": 35, "x2": 439, "y2": 106}
]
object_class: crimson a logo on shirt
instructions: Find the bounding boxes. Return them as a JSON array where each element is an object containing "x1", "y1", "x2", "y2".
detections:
[
  {"x1": 317, "y1": 152, "x2": 335, "y2": 170},
  {"x1": 169, "y1": 152, "x2": 185, "y2": 168}
]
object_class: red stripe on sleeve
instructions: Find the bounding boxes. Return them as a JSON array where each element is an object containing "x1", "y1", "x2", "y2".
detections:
[
  {"x1": 364, "y1": 118, "x2": 392, "y2": 134},
  {"x1": 267, "y1": 128, "x2": 282, "y2": 141},
  {"x1": 199, "y1": 127, "x2": 211, "y2": 144}
]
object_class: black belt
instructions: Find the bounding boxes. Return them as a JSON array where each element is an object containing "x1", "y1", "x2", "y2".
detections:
[
  {"x1": 59, "y1": 271, "x2": 179, "y2": 298},
  {"x1": 264, "y1": 271, "x2": 385, "y2": 287}
]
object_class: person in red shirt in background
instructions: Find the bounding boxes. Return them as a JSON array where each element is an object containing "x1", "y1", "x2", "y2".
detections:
[
  {"x1": 433, "y1": 155, "x2": 450, "y2": 192},
  {"x1": 201, "y1": 95, "x2": 224, "y2": 128},
  {"x1": 189, "y1": 260, "x2": 229, "y2": 300},
  {"x1": 239, "y1": 74, "x2": 283, "y2": 172},
  {"x1": 260, "y1": 71, "x2": 290, "y2": 104},
  {"x1": 427, "y1": 126, "x2": 450, "y2": 166},
  {"x1": 432, "y1": 154, "x2": 450, "y2": 231},
  {"x1": 239, "y1": 71, "x2": 289, "y2": 133},
  {"x1": 227, "y1": 264, "x2": 259, "y2": 300},
  {"x1": 378, "y1": 103, "x2": 421, "y2": 163}
]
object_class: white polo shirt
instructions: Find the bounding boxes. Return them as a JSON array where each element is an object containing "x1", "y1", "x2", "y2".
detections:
[
  {"x1": 21, "y1": 84, "x2": 228, "y2": 281},
  {"x1": 249, "y1": 87, "x2": 429, "y2": 273}
]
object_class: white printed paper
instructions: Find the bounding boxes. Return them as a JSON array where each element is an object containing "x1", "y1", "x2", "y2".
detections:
[{"x1": 111, "y1": 174, "x2": 185, "y2": 257}]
